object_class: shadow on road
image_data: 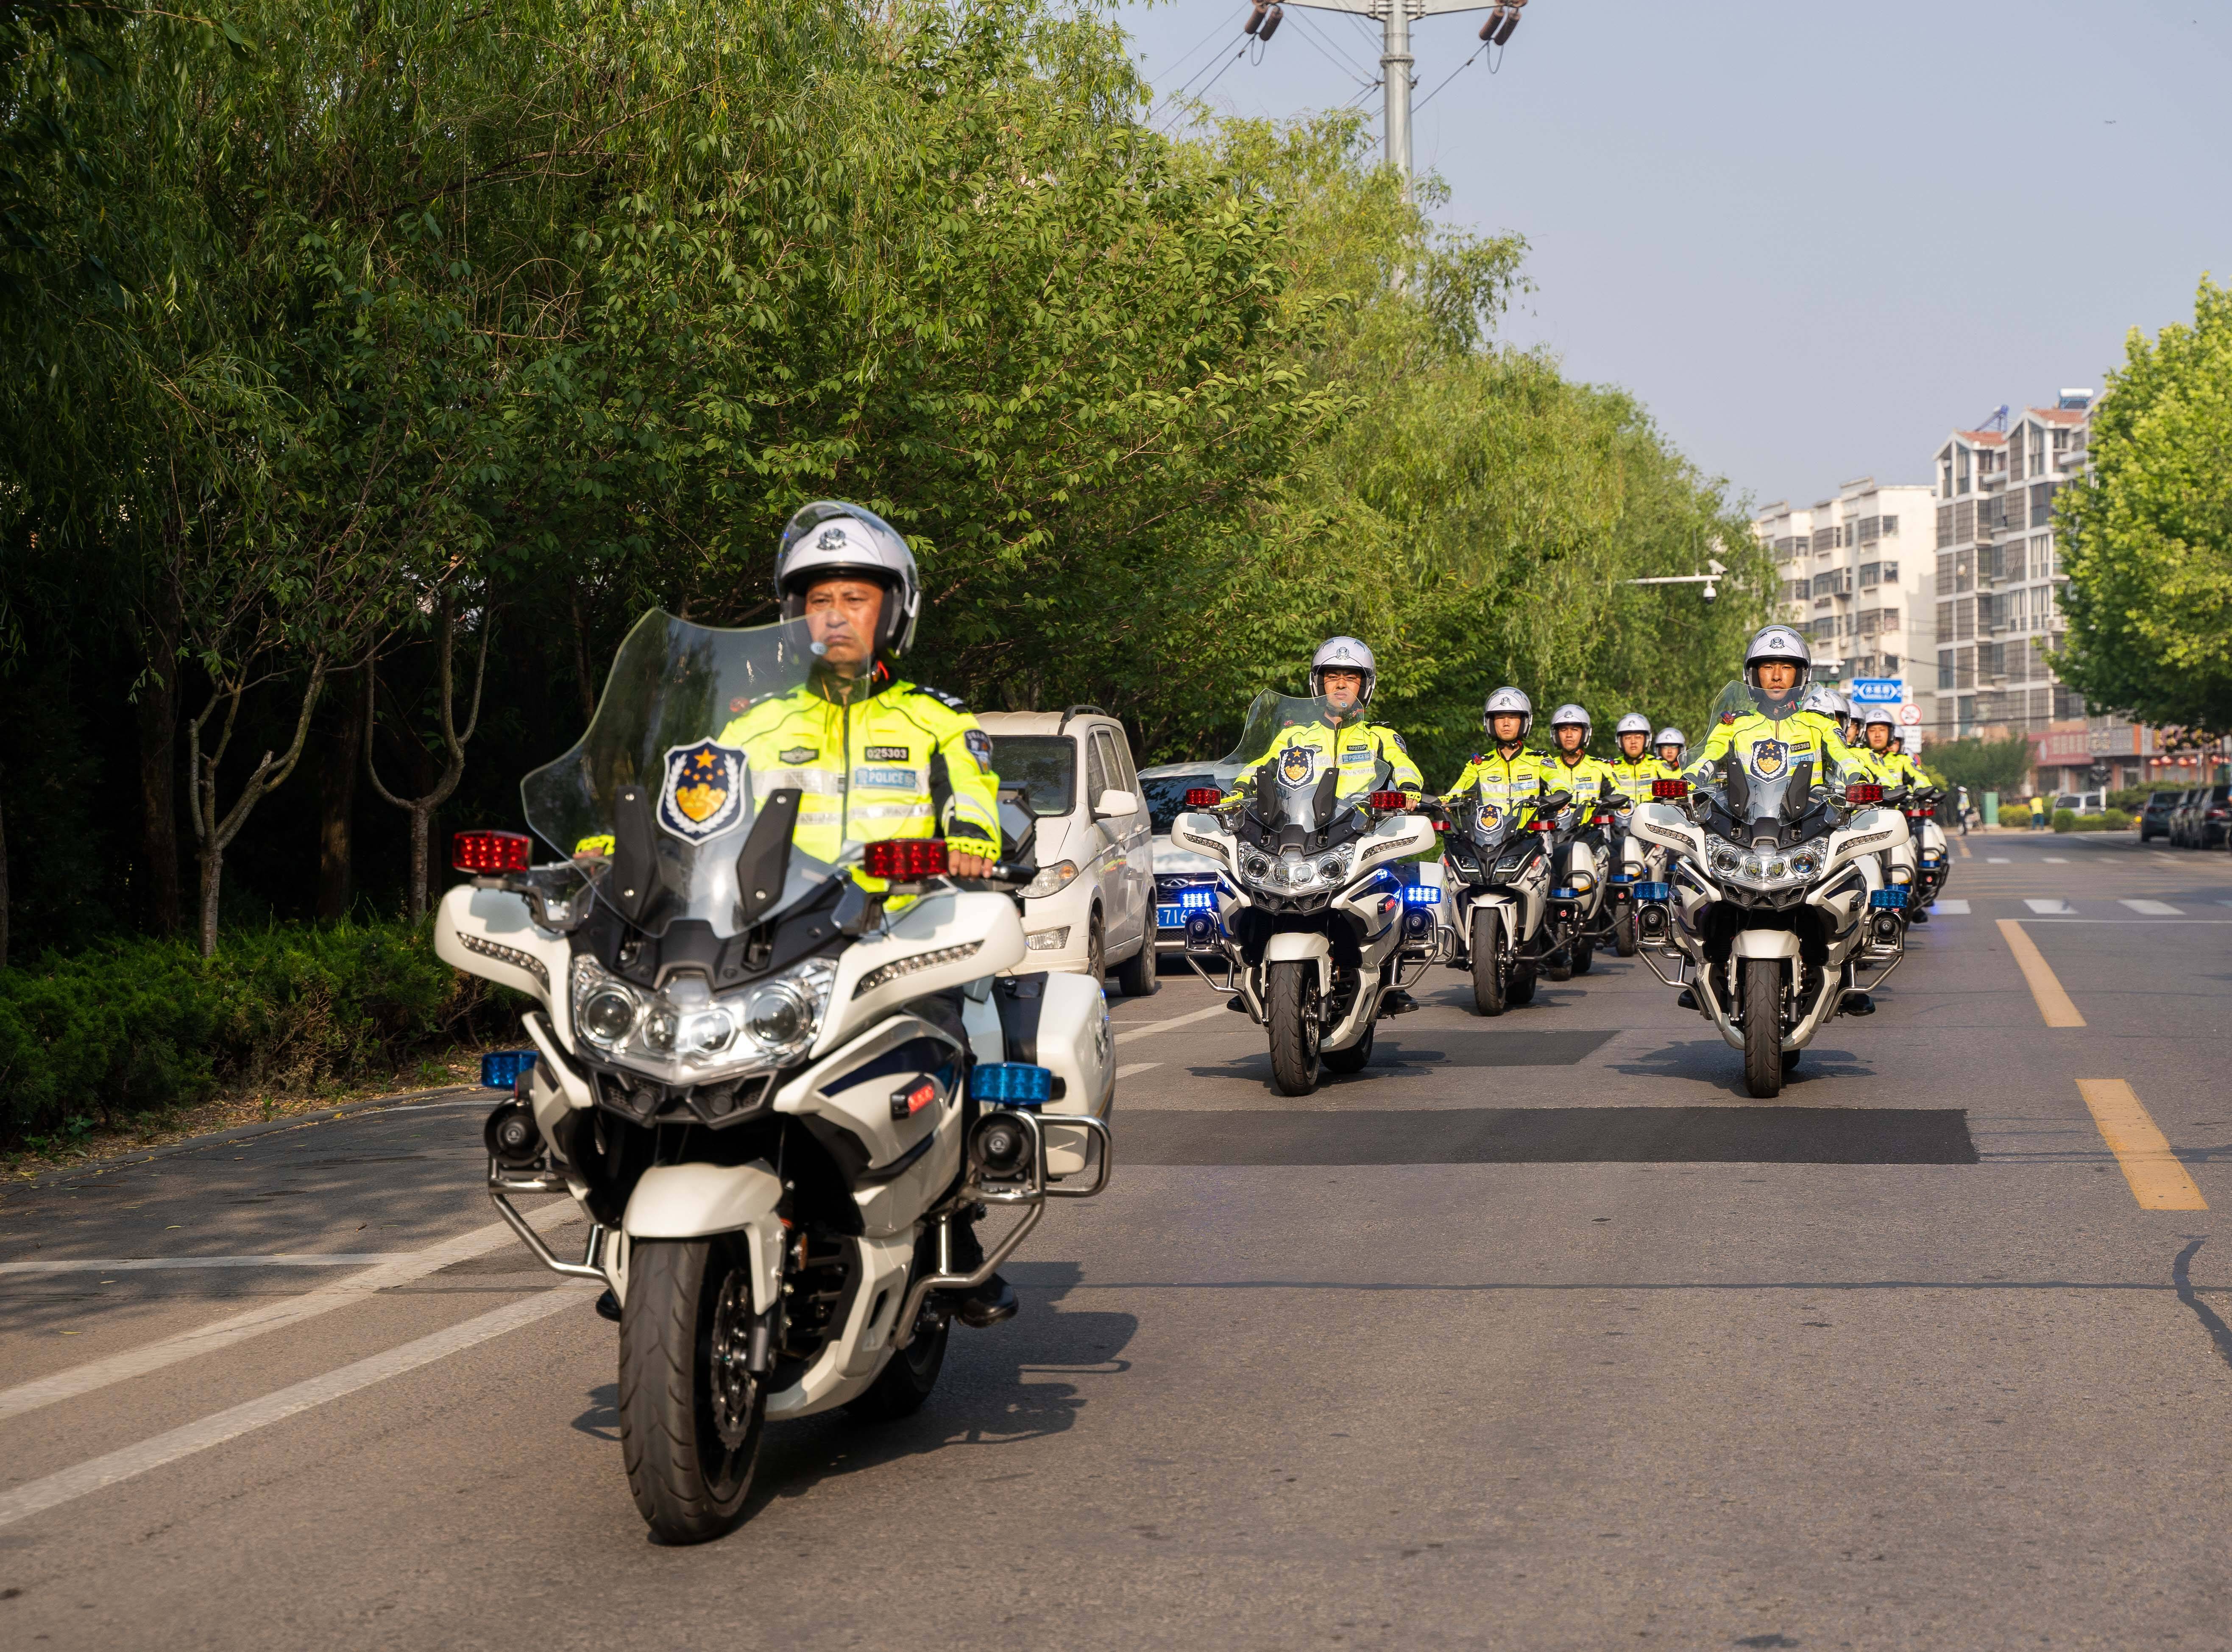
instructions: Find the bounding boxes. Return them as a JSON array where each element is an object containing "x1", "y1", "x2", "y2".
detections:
[{"x1": 1605, "y1": 1038, "x2": 1876, "y2": 1094}]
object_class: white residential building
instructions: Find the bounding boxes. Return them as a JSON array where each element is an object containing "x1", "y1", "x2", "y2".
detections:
[{"x1": 1754, "y1": 477, "x2": 1937, "y2": 728}]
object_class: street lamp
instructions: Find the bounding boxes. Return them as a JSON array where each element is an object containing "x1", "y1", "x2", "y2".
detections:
[{"x1": 1625, "y1": 558, "x2": 1726, "y2": 604}]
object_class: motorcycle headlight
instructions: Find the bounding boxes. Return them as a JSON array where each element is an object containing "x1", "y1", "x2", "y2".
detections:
[
  {"x1": 1741, "y1": 856, "x2": 1764, "y2": 879},
  {"x1": 571, "y1": 955, "x2": 836, "y2": 1078},
  {"x1": 1243, "y1": 855, "x2": 1272, "y2": 882},
  {"x1": 1709, "y1": 843, "x2": 1743, "y2": 876},
  {"x1": 1788, "y1": 847, "x2": 1821, "y2": 877},
  {"x1": 1319, "y1": 856, "x2": 1346, "y2": 883},
  {"x1": 1020, "y1": 859, "x2": 1081, "y2": 899},
  {"x1": 577, "y1": 983, "x2": 638, "y2": 1047}
]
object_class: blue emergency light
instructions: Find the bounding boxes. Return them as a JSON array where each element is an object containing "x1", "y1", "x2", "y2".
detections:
[
  {"x1": 1635, "y1": 882, "x2": 1672, "y2": 901},
  {"x1": 1869, "y1": 889, "x2": 1908, "y2": 910},
  {"x1": 969, "y1": 1063, "x2": 1053, "y2": 1109},
  {"x1": 481, "y1": 1050, "x2": 538, "y2": 1089}
]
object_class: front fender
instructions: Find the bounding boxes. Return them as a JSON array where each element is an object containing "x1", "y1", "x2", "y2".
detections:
[
  {"x1": 1731, "y1": 929, "x2": 1801, "y2": 960},
  {"x1": 622, "y1": 1162, "x2": 784, "y2": 1313},
  {"x1": 1262, "y1": 930, "x2": 1332, "y2": 993}
]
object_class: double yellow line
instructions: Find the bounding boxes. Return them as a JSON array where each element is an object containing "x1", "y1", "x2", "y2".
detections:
[{"x1": 1998, "y1": 918, "x2": 2206, "y2": 1210}]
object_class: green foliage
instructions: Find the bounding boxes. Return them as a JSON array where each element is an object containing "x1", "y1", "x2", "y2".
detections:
[
  {"x1": 1920, "y1": 734, "x2": 2033, "y2": 798},
  {"x1": 1999, "y1": 804, "x2": 2032, "y2": 828},
  {"x1": 0, "y1": 920, "x2": 517, "y2": 1145},
  {"x1": 2052, "y1": 808, "x2": 2079, "y2": 832},
  {"x1": 2059, "y1": 277, "x2": 2232, "y2": 737}
]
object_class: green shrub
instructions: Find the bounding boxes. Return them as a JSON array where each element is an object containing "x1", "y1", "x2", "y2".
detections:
[
  {"x1": 2099, "y1": 808, "x2": 2132, "y2": 829},
  {"x1": 0, "y1": 921, "x2": 521, "y2": 1148},
  {"x1": 2053, "y1": 808, "x2": 2079, "y2": 832},
  {"x1": 2072, "y1": 813, "x2": 2108, "y2": 832},
  {"x1": 1999, "y1": 804, "x2": 2032, "y2": 828}
]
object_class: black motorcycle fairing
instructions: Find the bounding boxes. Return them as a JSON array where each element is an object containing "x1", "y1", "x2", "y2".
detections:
[{"x1": 576, "y1": 871, "x2": 863, "y2": 992}]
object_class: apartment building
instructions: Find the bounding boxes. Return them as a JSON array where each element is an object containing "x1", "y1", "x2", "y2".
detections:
[
  {"x1": 1755, "y1": 477, "x2": 1938, "y2": 732},
  {"x1": 1930, "y1": 395, "x2": 2091, "y2": 748}
]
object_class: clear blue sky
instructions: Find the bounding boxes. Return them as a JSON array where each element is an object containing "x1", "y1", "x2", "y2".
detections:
[{"x1": 1110, "y1": 0, "x2": 2232, "y2": 512}]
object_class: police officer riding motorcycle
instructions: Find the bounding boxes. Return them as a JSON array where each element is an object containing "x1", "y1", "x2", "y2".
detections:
[
  {"x1": 1605, "y1": 712, "x2": 1672, "y2": 957},
  {"x1": 1438, "y1": 688, "x2": 1569, "y2": 1013}
]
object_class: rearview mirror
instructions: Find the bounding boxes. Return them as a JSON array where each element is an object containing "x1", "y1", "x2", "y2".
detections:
[{"x1": 1093, "y1": 788, "x2": 1139, "y2": 820}]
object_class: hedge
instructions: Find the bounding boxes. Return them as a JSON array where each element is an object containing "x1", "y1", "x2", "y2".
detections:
[
  {"x1": 2000, "y1": 804, "x2": 2033, "y2": 828},
  {"x1": 0, "y1": 921, "x2": 521, "y2": 1149}
]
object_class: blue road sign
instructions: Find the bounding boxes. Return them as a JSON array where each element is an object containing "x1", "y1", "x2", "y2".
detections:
[{"x1": 1850, "y1": 678, "x2": 1903, "y2": 704}]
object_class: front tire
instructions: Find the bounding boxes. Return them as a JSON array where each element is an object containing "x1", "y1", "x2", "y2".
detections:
[
  {"x1": 1613, "y1": 907, "x2": 1637, "y2": 957},
  {"x1": 1085, "y1": 910, "x2": 1106, "y2": 987},
  {"x1": 1470, "y1": 908, "x2": 1508, "y2": 1016},
  {"x1": 619, "y1": 1237, "x2": 767, "y2": 1544},
  {"x1": 1267, "y1": 959, "x2": 1324, "y2": 1096},
  {"x1": 1742, "y1": 958, "x2": 1786, "y2": 1099},
  {"x1": 1509, "y1": 959, "x2": 1539, "y2": 1005},
  {"x1": 1544, "y1": 944, "x2": 1573, "y2": 982},
  {"x1": 1112, "y1": 935, "x2": 1156, "y2": 998},
  {"x1": 1572, "y1": 937, "x2": 1595, "y2": 976}
]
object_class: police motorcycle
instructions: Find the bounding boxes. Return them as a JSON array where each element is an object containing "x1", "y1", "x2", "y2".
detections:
[
  {"x1": 434, "y1": 612, "x2": 1112, "y2": 1544},
  {"x1": 1165, "y1": 692, "x2": 1439, "y2": 1095},
  {"x1": 1908, "y1": 785, "x2": 1951, "y2": 912},
  {"x1": 1434, "y1": 786, "x2": 1574, "y2": 1015},
  {"x1": 1626, "y1": 683, "x2": 1911, "y2": 1098},
  {"x1": 1563, "y1": 786, "x2": 1637, "y2": 978}
]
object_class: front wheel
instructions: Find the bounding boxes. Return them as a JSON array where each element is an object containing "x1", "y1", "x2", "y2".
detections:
[
  {"x1": 1544, "y1": 944, "x2": 1573, "y2": 983},
  {"x1": 1572, "y1": 937, "x2": 1595, "y2": 976},
  {"x1": 619, "y1": 1237, "x2": 767, "y2": 1544},
  {"x1": 1266, "y1": 959, "x2": 1324, "y2": 1096},
  {"x1": 1470, "y1": 908, "x2": 1508, "y2": 1016},
  {"x1": 1613, "y1": 907, "x2": 1637, "y2": 957},
  {"x1": 1112, "y1": 936, "x2": 1156, "y2": 998},
  {"x1": 1742, "y1": 958, "x2": 1786, "y2": 1099}
]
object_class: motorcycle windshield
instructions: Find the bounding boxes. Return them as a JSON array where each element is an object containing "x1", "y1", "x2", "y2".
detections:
[
  {"x1": 1682, "y1": 680, "x2": 1812, "y2": 829},
  {"x1": 521, "y1": 610, "x2": 851, "y2": 937},
  {"x1": 1223, "y1": 690, "x2": 1379, "y2": 831}
]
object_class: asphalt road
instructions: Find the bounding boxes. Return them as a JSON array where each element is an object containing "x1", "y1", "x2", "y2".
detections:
[{"x1": 5, "y1": 827, "x2": 2232, "y2": 1649}]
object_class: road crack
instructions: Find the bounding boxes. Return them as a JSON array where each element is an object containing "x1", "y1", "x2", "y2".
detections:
[{"x1": 2173, "y1": 1238, "x2": 2232, "y2": 1371}]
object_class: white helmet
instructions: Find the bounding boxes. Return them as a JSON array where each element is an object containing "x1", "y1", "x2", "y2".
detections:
[
  {"x1": 1549, "y1": 703, "x2": 1592, "y2": 737},
  {"x1": 1862, "y1": 703, "x2": 1898, "y2": 729},
  {"x1": 1614, "y1": 712, "x2": 1652, "y2": 738},
  {"x1": 1483, "y1": 686, "x2": 1533, "y2": 740},
  {"x1": 1743, "y1": 624, "x2": 1812, "y2": 695},
  {"x1": 1801, "y1": 685, "x2": 1848, "y2": 719},
  {"x1": 1654, "y1": 726, "x2": 1686, "y2": 751},
  {"x1": 776, "y1": 501, "x2": 921, "y2": 656},
  {"x1": 1309, "y1": 636, "x2": 1377, "y2": 704}
]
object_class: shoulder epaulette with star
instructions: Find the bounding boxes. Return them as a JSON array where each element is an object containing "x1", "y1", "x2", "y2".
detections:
[{"x1": 906, "y1": 683, "x2": 970, "y2": 712}]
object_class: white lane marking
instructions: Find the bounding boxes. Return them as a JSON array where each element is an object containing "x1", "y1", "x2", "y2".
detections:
[
  {"x1": 2120, "y1": 899, "x2": 2184, "y2": 916},
  {"x1": 2043, "y1": 857, "x2": 2070, "y2": 864},
  {"x1": 1114, "y1": 1004, "x2": 1230, "y2": 1045},
  {"x1": 2024, "y1": 898, "x2": 2076, "y2": 915},
  {"x1": 1987, "y1": 857, "x2": 2011, "y2": 863},
  {"x1": 0, "y1": 1200, "x2": 580, "y2": 1423},
  {"x1": 1931, "y1": 900, "x2": 1971, "y2": 915},
  {"x1": 1115, "y1": 1062, "x2": 1162, "y2": 1079},
  {"x1": 0, "y1": 1254, "x2": 413, "y2": 1277},
  {"x1": 0, "y1": 1286, "x2": 590, "y2": 1530}
]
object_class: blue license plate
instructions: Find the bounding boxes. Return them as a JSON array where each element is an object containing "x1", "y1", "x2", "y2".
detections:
[{"x1": 1157, "y1": 905, "x2": 1184, "y2": 928}]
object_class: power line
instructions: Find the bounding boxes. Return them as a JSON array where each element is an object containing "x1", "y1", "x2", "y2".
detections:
[
  {"x1": 1284, "y1": 6, "x2": 1379, "y2": 86},
  {"x1": 1153, "y1": 4, "x2": 1252, "y2": 94},
  {"x1": 1149, "y1": 32, "x2": 1251, "y2": 127},
  {"x1": 1155, "y1": 41, "x2": 1251, "y2": 135},
  {"x1": 1413, "y1": 41, "x2": 1493, "y2": 118}
]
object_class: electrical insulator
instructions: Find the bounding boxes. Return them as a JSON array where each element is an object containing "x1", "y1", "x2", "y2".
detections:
[
  {"x1": 1258, "y1": 4, "x2": 1283, "y2": 41},
  {"x1": 1492, "y1": 9, "x2": 1521, "y2": 44},
  {"x1": 1478, "y1": 6, "x2": 1504, "y2": 41},
  {"x1": 1245, "y1": 2, "x2": 1267, "y2": 34}
]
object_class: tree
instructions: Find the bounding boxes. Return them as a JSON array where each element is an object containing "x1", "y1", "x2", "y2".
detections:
[
  {"x1": 366, "y1": 594, "x2": 492, "y2": 919},
  {"x1": 1921, "y1": 734, "x2": 2032, "y2": 798},
  {"x1": 2058, "y1": 277, "x2": 2232, "y2": 736}
]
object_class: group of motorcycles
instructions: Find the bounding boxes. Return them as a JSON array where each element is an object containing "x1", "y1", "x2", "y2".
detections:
[
  {"x1": 428, "y1": 617, "x2": 1952, "y2": 1546},
  {"x1": 1169, "y1": 685, "x2": 1953, "y2": 1102}
]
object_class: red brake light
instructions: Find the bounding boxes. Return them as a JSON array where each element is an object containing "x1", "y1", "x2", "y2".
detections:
[
  {"x1": 863, "y1": 838, "x2": 950, "y2": 881},
  {"x1": 453, "y1": 830, "x2": 531, "y2": 873},
  {"x1": 1183, "y1": 787, "x2": 1224, "y2": 809},
  {"x1": 1846, "y1": 784, "x2": 1884, "y2": 806},
  {"x1": 1368, "y1": 790, "x2": 1409, "y2": 811},
  {"x1": 1652, "y1": 779, "x2": 1690, "y2": 800}
]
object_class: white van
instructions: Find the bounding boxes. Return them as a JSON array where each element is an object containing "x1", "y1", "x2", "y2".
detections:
[{"x1": 979, "y1": 709, "x2": 1157, "y2": 996}]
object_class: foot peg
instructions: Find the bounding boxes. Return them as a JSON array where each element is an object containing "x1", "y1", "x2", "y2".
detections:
[{"x1": 1840, "y1": 990, "x2": 1875, "y2": 1016}]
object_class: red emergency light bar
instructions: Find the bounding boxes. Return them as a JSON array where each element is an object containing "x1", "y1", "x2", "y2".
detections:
[
  {"x1": 453, "y1": 830, "x2": 532, "y2": 874},
  {"x1": 1368, "y1": 790, "x2": 1410, "y2": 812},
  {"x1": 1846, "y1": 784, "x2": 1884, "y2": 807},
  {"x1": 863, "y1": 838, "x2": 950, "y2": 881},
  {"x1": 1652, "y1": 779, "x2": 1690, "y2": 800},
  {"x1": 1184, "y1": 787, "x2": 1224, "y2": 809}
]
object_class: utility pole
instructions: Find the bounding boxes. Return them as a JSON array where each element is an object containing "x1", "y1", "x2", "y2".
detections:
[{"x1": 1268, "y1": 0, "x2": 1529, "y2": 197}]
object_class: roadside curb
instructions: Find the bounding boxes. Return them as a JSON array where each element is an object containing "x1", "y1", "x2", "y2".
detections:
[{"x1": 9, "y1": 1084, "x2": 485, "y2": 1190}]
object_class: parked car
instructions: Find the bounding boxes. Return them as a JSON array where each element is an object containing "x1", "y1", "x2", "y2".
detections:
[
  {"x1": 2051, "y1": 791, "x2": 2105, "y2": 818},
  {"x1": 1138, "y1": 756, "x2": 1240, "y2": 957},
  {"x1": 2179, "y1": 784, "x2": 2232, "y2": 848},
  {"x1": 2138, "y1": 790, "x2": 2181, "y2": 843},
  {"x1": 2167, "y1": 787, "x2": 2207, "y2": 846},
  {"x1": 980, "y1": 708, "x2": 1157, "y2": 996}
]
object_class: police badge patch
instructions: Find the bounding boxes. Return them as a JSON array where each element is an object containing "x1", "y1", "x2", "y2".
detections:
[
  {"x1": 658, "y1": 741, "x2": 749, "y2": 842},
  {"x1": 1749, "y1": 740, "x2": 1789, "y2": 779},
  {"x1": 962, "y1": 729, "x2": 995, "y2": 775},
  {"x1": 777, "y1": 746, "x2": 817, "y2": 765},
  {"x1": 1279, "y1": 745, "x2": 1315, "y2": 785}
]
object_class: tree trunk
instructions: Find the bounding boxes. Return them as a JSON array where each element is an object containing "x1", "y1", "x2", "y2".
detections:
[
  {"x1": 409, "y1": 804, "x2": 431, "y2": 921},
  {"x1": 136, "y1": 585, "x2": 183, "y2": 937},
  {"x1": 198, "y1": 845, "x2": 223, "y2": 959},
  {"x1": 317, "y1": 667, "x2": 362, "y2": 922},
  {"x1": 569, "y1": 584, "x2": 597, "y2": 727},
  {"x1": 0, "y1": 776, "x2": 11, "y2": 971},
  {"x1": 368, "y1": 595, "x2": 492, "y2": 921}
]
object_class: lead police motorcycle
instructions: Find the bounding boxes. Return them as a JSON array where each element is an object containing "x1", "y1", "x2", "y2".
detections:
[
  {"x1": 435, "y1": 612, "x2": 1111, "y2": 1543},
  {"x1": 1626, "y1": 684, "x2": 1910, "y2": 1098},
  {"x1": 1165, "y1": 692, "x2": 1439, "y2": 1095}
]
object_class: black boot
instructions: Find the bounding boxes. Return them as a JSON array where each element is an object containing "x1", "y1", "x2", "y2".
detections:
[
  {"x1": 1675, "y1": 987, "x2": 1699, "y2": 1010},
  {"x1": 594, "y1": 1288, "x2": 622, "y2": 1323}
]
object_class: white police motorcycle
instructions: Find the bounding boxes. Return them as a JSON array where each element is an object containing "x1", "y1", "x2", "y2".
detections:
[
  {"x1": 436, "y1": 612, "x2": 1111, "y2": 1544},
  {"x1": 1626, "y1": 685, "x2": 1910, "y2": 1098},
  {"x1": 1165, "y1": 692, "x2": 1439, "y2": 1094}
]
